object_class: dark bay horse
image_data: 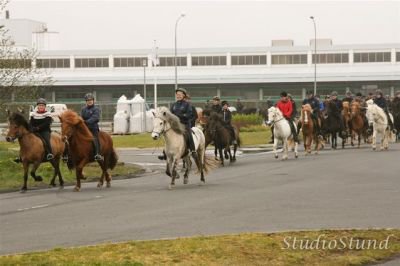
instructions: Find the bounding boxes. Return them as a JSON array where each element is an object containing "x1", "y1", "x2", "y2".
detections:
[
  {"x1": 350, "y1": 101, "x2": 367, "y2": 148},
  {"x1": 322, "y1": 101, "x2": 343, "y2": 149},
  {"x1": 6, "y1": 112, "x2": 65, "y2": 192},
  {"x1": 59, "y1": 110, "x2": 118, "y2": 192},
  {"x1": 391, "y1": 98, "x2": 400, "y2": 141},
  {"x1": 204, "y1": 112, "x2": 240, "y2": 166}
]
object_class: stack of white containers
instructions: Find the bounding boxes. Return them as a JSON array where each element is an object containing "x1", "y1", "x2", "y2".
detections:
[
  {"x1": 113, "y1": 94, "x2": 154, "y2": 134},
  {"x1": 113, "y1": 95, "x2": 130, "y2": 134}
]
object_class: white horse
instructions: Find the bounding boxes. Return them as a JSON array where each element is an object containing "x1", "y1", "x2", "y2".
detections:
[
  {"x1": 266, "y1": 106, "x2": 298, "y2": 160},
  {"x1": 151, "y1": 106, "x2": 207, "y2": 189},
  {"x1": 366, "y1": 99, "x2": 394, "y2": 150}
]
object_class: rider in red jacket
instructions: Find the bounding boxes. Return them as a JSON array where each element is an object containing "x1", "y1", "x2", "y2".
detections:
[{"x1": 276, "y1": 92, "x2": 299, "y2": 143}]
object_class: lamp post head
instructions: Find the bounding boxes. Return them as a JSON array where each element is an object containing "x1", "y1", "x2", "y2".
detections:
[
  {"x1": 181, "y1": 13, "x2": 186, "y2": 18},
  {"x1": 310, "y1": 16, "x2": 314, "y2": 20}
]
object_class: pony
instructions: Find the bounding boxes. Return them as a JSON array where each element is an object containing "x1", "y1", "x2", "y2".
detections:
[
  {"x1": 350, "y1": 101, "x2": 367, "y2": 148},
  {"x1": 365, "y1": 99, "x2": 394, "y2": 150},
  {"x1": 59, "y1": 110, "x2": 118, "y2": 191},
  {"x1": 266, "y1": 106, "x2": 298, "y2": 160},
  {"x1": 300, "y1": 104, "x2": 321, "y2": 154},
  {"x1": 151, "y1": 107, "x2": 213, "y2": 189},
  {"x1": 204, "y1": 112, "x2": 240, "y2": 165},
  {"x1": 6, "y1": 112, "x2": 65, "y2": 192},
  {"x1": 322, "y1": 101, "x2": 343, "y2": 149}
]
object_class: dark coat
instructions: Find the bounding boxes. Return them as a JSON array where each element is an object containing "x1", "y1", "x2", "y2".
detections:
[
  {"x1": 30, "y1": 115, "x2": 52, "y2": 133},
  {"x1": 81, "y1": 105, "x2": 100, "y2": 132},
  {"x1": 222, "y1": 109, "x2": 232, "y2": 124},
  {"x1": 331, "y1": 99, "x2": 343, "y2": 112},
  {"x1": 170, "y1": 100, "x2": 193, "y2": 127},
  {"x1": 374, "y1": 97, "x2": 387, "y2": 111},
  {"x1": 211, "y1": 104, "x2": 222, "y2": 114},
  {"x1": 191, "y1": 106, "x2": 198, "y2": 126},
  {"x1": 303, "y1": 97, "x2": 320, "y2": 114}
]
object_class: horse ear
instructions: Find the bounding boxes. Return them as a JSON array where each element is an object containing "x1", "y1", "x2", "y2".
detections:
[{"x1": 163, "y1": 112, "x2": 166, "y2": 116}]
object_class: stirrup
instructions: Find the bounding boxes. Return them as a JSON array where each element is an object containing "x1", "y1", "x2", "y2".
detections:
[
  {"x1": 14, "y1": 157, "x2": 22, "y2": 163},
  {"x1": 158, "y1": 155, "x2": 166, "y2": 160},
  {"x1": 94, "y1": 154, "x2": 104, "y2": 161},
  {"x1": 46, "y1": 154, "x2": 54, "y2": 160},
  {"x1": 62, "y1": 156, "x2": 69, "y2": 163}
]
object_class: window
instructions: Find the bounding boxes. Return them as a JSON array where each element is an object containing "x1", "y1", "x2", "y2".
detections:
[
  {"x1": 0, "y1": 59, "x2": 32, "y2": 68},
  {"x1": 74, "y1": 58, "x2": 109, "y2": 68},
  {"x1": 397, "y1": 52, "x2": 400, "y2": 62},
  {"x1": 231, "y1": 55, "x2": 267, "y2": 65},
  {"x1": 312, "y1": 53, "x2": 349, "y2": 64},
  {"x1": 353, "y1": 52, "x2": 391, "y2": 63},
  {"x1": 158, "y1": 56, "x2": 187, "y2": 67},
  {"x1": 272, "y1": 54, "x2": 307, "y2": 64}
]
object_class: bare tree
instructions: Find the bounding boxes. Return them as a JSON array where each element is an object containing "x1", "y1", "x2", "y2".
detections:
[{"x1": 0, "y1": 0, "x2": 53, "y2": 114}]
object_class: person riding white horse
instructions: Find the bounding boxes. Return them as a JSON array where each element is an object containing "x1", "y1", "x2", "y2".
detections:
[
  {"x1": 366, "y1": 99, "x2": 394, "y2": 150},
  {"x1": 152, "y1": 89, "x2": 208, "y2": 188},
  {"x1": 266, "y1": 97, "x2": 299, "y2": 160}
]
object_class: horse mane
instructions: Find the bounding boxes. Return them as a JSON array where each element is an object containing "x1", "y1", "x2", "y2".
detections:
[
  {"x1": 343, "y1": 101, "x2": 350, "y2": 109},
  {"x1": 268, "y1": 106, "x2": 283, "y2": 117},
  {"x1": 156, "y1": 106, "x2": 186, "y2": 134},
  {"x1": 60, "y1": 109, "x2": 94, "y2": 142},
  {"x1": 9, "y1": 112, "x2": 29, "y2": 130}
]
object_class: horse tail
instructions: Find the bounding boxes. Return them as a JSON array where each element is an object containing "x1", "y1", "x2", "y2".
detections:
[
  {"x1": 202, "y1": 154, "x2": 219, "y2": 174},
  {"x1": 108, "y1": 148, "x2": 118, "y2": 170}
]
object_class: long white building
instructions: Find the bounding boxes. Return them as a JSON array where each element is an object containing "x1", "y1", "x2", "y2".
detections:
[{"x1": 2, "y1": 18, "x2": 400, "y2": 105}]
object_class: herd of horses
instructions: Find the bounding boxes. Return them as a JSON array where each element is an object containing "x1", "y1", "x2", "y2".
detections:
[{"x1": 5, "y1": 98, "x2": 400, "y2": 192}]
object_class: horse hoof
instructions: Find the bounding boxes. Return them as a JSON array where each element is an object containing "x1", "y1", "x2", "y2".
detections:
[
  {"x1": 372, "y1": 147, "x2": 376, "y2": 151},
  {"x1": 224, "y1": 154, "x2": 229, "y2": 159},
  {"x1": 20, "y1": 188, "x2": 27, "y2": 193},
  {"x1": 183, "y1": 178, "x2": 188, "y2": 185},
  {"x1": 48, "y1": 183, "x2": 56, "y2": 188},
  {"x1": 34, "y1": 176, "x2": 43, "y2": 182},
  {"x1": 198, "y1": 181, "x2": 205, "y2": 186},
  {"x1": 106, "y1": 182, "x2": 111, "y2": 188},
  {"x1": 59, "y1": 185, "x2": 64, "y2": 190},
  {"x1": 295, "y1": 154, "x2": 298, "y2": 159},
  {"x1": 168, "y1": 184, "x2": 174, "y2": 190},
  {"x1": 97, "y1": 183, "x2": 103, "y2": 188},
  {"x1": 274, "y1": 155, "x2": 278, "y2": 159},
  {"x1": 73, "y1": 187, "x2": 80, "y2": 192}
]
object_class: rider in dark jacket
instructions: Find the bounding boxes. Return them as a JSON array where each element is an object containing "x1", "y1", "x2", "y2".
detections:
[
  {"x1": 30, "y1": 98, "x2": 54, "y2": 161},
  {"x1": 302, "y1": 90, "x2": 323, "y2": 138},
  {"x1": 81, "y1": 93, "x2": 103, "y2": 161},
  {"x1": 374, "y1": 90, "x2": 396, "y2": 133},
  {"x1": 210, "y1": 96, "x2": 223, "y2": 114},
  {"x1": 221, "y1": 101, "x2": 237, "y2": 145}
]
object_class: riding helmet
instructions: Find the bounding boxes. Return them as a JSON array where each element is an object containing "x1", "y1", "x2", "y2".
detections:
[
  {"x1": 212, "y1": 96, "x2": 220, "y2": 101},
  {"x1": 175, "y1": 87, "x2": 187, "y2": 95},
  {"x1": 84, "y1": 93, "x2": 95, "y2": 101},
  {"x1": 280, "y1": 91, "x2": 288, "y2": 97},
  {"x1": 36, "y1": 98, "x2": 47, "y2": 105},
  {"x1": 375, "y1": 89, "x2": 383, "y2": 96}
]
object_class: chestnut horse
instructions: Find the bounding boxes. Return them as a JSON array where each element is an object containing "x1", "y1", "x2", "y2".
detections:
[
  {"x1": 59, "y1": 110, "x2": 118, "y2": 191},
  {"x1": 300, "y1": 104, "x2": 321, "y2": 154},
  {"x1": 6, "y1": 112, "x2": 65, "y2": 192},
  {"x1": 350, "y1": 101, "x2": 367, "y2": 148}
]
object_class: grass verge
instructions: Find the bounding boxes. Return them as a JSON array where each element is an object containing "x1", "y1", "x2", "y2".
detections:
[
  {"x1": 0, "y1": 142, "x2": 143, "y2": 192},
  {"x1": 0, "y1": 229, "x2": 399, "y2": 265}
]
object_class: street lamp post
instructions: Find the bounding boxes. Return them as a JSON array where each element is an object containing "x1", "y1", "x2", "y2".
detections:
[
  {"x1": 174, "y1": 13, "x2": 186, "y2": 92},
  {"x1": 310, "y1": 16, "x2": 317, "y2": 96}
]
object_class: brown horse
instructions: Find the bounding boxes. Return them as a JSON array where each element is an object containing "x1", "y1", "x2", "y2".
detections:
[
  {"x1": 6, "y1": 112, "x2": 65, "y2": 192},
  {"x1": 350, "y1": 101, "x2": 367, "y2": 148},
  {"x1": 59, "y1": 110, "x2": 118, "y2": 192},
  {"x1": 300, "y1": 104, "x2": 321, "y2": 154}
]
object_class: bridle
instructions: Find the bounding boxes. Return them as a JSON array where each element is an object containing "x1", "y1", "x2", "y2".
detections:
[{"x1": 152, "y1": 117, "x2": 171, "y2": 136}]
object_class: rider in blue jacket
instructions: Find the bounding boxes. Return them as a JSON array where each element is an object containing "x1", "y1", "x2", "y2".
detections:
[{"x1": 81, "y1": 93, "x2": 103, "y2": 161}]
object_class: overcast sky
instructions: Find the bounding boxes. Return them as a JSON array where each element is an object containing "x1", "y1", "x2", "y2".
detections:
[{"x1": 6, "y1": 0, "x2": 400, "y2": 50}]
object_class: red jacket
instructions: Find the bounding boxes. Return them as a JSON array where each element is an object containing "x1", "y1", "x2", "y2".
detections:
[{"x1": 276, "y1": 100, "x2": 293, "y2": 119}]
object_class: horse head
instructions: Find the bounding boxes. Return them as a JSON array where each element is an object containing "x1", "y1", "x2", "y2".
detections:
[
  {"x1": 6, "y1": 112, "x2": 30, "y2": 142},
  {"x1": 350, "y1": 102, "x2": 360, "y2": 118},
  {"x1": 301, "y1": 104, "x2": 312, "y2": 124},
  {"x1": 151, "y1": 107, "x2": 168, "y2": 140},
  {"x1": 266, "y1": 106, "x2": 283, "y2": 126}
]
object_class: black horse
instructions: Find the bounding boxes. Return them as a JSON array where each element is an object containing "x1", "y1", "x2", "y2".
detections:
[
  {"x1": 204, "y1": 112, "x2": 240, "y2": 166},
  {"x1": 322, "y1": 101, "x2": 345, "y2": 149}
]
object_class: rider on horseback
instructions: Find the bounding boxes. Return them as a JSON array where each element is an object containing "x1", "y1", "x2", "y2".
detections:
[
  {"x1": 373, "y1": 89, "x2": 396, "y2": 134},
  {"x1": 221, "y1": 101, "x2": 238, "y2": 145},
  {"x1": 30, "y1": 98, "x2": 54, "y2": 161},
  {"x1": 330, "y1": 91, "x2": 347, "y2": 136},
  {"x1": 81, "y1": 93, "x2": 103, "y2": 161},
  {"x1": 276, "y1": 92, "x2": 299, "y2": 143},
  {"x1": 302, "y1": 90, "x2": 323, "y2": 138},
  {"x1": 210, "y1": 96, "x2": 223, "y2": 114}
]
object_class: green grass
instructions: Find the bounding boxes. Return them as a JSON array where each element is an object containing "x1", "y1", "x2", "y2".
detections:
[
  {"x1": 0, "y1": 142, "x2": 143, "y2": 192},
  {"x1": 0, "y1": 229, "x2": 399, "y2": 265}
]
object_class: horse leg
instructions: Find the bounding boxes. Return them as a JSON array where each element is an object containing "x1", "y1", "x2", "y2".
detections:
[
  {"x1": 30, "y1": 161, "x2": 43, "y2": 182},
  {"x1": 21, "y1": 162, "x2": 29, "y2": 193},
  {"x1": 233, "y1": 143, "x2": 237, "y2": 162},
  {"x1": 372, "y1": 129, "x2": 377, "y2": 150},
  {"x1": 183, "y1": 156, "x2": 190, "y2": 185},
  {"x1": 169, "y1": 158, "x2": 178, "y2": 189},
  {"x1": 314, "y1": 136, "x2": 319, "y2": 155},
  {"x1": 294, "y1": 140, "x2": 298, "y2": 159},
  {"x1": 197, "y1": 148, "x2": 205, "y2": 184},
  {"x1": 97, "y1": 161, "x2": 106, "y2": 188},
  {"x1": 282, "y1": 139, "x2": 288, "y2": 160},
  {"x1": 74, "y1": 167, "x2": 83, "y2": 192},
  {"x1": 219, "y1": 147, "x2": 224, "y2": 166},
  {"x1": 227, "y1": 146, "x2": 233, "y2": 162},
  {"x1": 214, "y1": 146, "x2": 218, "y2": 161},
  {"x1": 49, "y1": 159, "x2": 59, "y2": 187},
  {"x1": 273, "y1": 136, "x2": 279, "y2": 159}
]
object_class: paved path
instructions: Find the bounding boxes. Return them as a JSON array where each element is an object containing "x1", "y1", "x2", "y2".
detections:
[{"x1": 0, "y1": 143, "x2": 399, "y2": 258}]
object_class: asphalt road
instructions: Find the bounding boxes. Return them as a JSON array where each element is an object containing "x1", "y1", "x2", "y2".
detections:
[{"x1": 1, "y1": 143, "x2": 399, "y2": 256}]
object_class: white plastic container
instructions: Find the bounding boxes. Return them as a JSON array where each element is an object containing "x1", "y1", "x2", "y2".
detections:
[
  {"x1": 116, "y1": 95, "x2": 131, "y2": 115},
  {"x1": 113, "y1": 110, "x2": 129, "y2": 134}
]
